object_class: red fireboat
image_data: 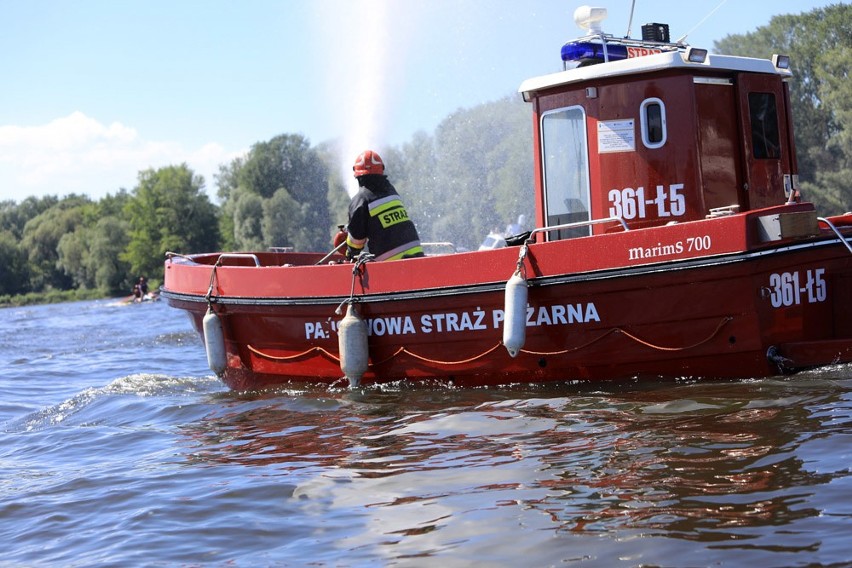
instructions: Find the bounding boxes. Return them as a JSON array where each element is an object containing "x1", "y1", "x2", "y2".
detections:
[{"x1": 162, "y1": 6, "x2": 852, "y2": 390}]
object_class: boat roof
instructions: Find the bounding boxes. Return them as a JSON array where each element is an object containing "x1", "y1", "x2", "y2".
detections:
[{"x1": 519, "y1": 50, "x2": 792, "y2": 99}]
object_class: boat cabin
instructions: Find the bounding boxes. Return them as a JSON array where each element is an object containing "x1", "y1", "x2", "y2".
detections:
[{"x1": 519, "y1": 6, "x2": 797, "y2": 239}]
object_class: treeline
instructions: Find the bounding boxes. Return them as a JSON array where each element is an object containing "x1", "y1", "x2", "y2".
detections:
[
  {"x1": 0, "y1": 166, "x2": 220, "y2": 303},
  {"x1": 0, "y1": 96, "x2": 533, "y2": 304},
  {"x1": 211, "y1": 95, "x2": 534, "y2": 255},
  {"x1": 2, "y1": 4, "x2": 849, "y2": 305},
  {"x1": 715, "y1": 2, "x2": 852, "y2": 212}
]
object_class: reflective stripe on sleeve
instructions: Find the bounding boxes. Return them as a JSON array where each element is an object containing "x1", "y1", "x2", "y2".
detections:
[
  {"x1": 346, "y1": 235, "x2": 366, "y2": 249},
  {"x1": 377, "y1": 242, "x2": 423, "y2": 261}
]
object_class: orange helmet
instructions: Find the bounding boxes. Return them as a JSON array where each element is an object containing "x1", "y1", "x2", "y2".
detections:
[{"x1": 353, "y1": 150, "x2": 385, "y2": 177}]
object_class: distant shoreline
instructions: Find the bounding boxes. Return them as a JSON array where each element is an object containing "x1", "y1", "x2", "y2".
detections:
[{"x1": 0, "y1": 289, "x2": 130, "y2": 309}]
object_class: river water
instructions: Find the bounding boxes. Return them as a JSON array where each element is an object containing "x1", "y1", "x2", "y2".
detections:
[{"x1": 1, "y1": 298, "x2": 850, "y2": 566}]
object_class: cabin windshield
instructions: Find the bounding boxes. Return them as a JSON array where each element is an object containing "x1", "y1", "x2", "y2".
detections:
[{"x1": 541, "y1": 106, "x2": 591, "y2": 239}]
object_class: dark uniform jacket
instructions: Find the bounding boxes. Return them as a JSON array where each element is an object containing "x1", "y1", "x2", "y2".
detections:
[{"x1": 346, "y1": 175, "x2": 423, "y2": 261}]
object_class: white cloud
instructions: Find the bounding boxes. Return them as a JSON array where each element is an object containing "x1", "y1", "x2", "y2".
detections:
[{"x1": 0, "y1": 112, "x2": 243, "y2": 202}]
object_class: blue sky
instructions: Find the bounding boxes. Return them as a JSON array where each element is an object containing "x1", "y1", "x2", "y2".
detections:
[{"x1": 0, "y1": 0, "x2": 840, "y2": 203}]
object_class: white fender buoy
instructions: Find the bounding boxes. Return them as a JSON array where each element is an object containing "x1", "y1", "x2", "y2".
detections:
[
  {"x1": 502, "y1": 271, "x2": 528, "y2": 357},
  {"x1": 338, "y1": 304, "x2": 369, "y2": 387},
  {"x1": 203, "y1": 306, "x2": 227, "y2": 375}
]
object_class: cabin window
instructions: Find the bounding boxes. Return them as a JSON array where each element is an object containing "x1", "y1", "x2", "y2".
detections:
[
  {"x1": 748, "y1": 92, "x2": 781, "y2": 159},
  {"x1": 541, "y1": 106, "x2": 591, "y2": 239},
  {"x1": 640, "y1": 98, "x2": 667, "y2": 148}
]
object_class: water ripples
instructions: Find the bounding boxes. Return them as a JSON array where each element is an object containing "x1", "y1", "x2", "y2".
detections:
[{"x1": 0, "y1": 300, "x2": 850, "y2": 565}]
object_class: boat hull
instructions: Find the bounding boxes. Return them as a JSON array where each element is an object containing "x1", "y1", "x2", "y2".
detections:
[{"x1": 162, "y1": 208, "x2": 852, "y2": 390}]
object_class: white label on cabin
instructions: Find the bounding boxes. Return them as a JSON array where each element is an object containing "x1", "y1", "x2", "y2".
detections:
[{"x1": 598, "y1": 120, "x2": 636, "y2": 153}]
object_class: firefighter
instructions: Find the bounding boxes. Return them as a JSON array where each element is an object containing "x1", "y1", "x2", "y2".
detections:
[{"x1": 345, "y1": 150, "x2": 424, "y2": 261}]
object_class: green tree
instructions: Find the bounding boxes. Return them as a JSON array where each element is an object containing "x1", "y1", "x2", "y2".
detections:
[
  {"x1": 0, "y1": 230, "x2": 29, "y2": 295},
  {"x1": 315, "y1": 140, "x2": 351, "y2": 240},
  {"x1": 390, "y1": 95, "x2": 533, "y2": 250},
  {"x1": 239, "y1": 134, "x2": 326, "y2": 202},
  {"x1": 0, "y1": 195, "x2": 59, "y2": 240},
  {"x1": 57, "y1": 215, "x2": 131, "y2": 294},
  {"x1": 231, "y1": 188, "x2": 264, "y2": 250},
  {"x1": 90, "y1": 216, "x2": 132, "y2": 293},
  {"x1": 378, "y1": 137, "x2": 436, "y2": 243},
  {"x1": 123, "y1": 164, "x2": 219, "y2": 279},
  {"x1": 19, "y1": 195, "x2": 92, "y2": 290},
  {"x1": 715, "y1": 4, "x2": 852, "y2": 213},
  {"x1": 57, "y1": 225, "x2": 92, "y2": 289},
  {"x1": 97, "y1": 189, "x2": 132, "y2": 219},
  {"x1": 809, "y1": 43, "x2": 852, "y2": 211},
  {"x1": 219, "y1": 134, "x2": 332, "y2": 252},
  {"x1": 263, "y1": 188, "x2": 306, "y2": 249},
  {"x1": 214, "y1": 158, "x2": 243, "y2": 251}
]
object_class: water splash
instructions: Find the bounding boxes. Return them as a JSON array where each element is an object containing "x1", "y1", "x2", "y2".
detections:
[
  {"x1": 343, "y1": 1, "x2": 390, "y2": 194},
  {"x1": 314, "y1": 0, "x2": 408, "y2": 195}
]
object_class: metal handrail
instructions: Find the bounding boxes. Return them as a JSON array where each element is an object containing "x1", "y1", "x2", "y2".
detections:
[
  {"x1": 818, "y1": 217, "x2": 852, "y2": 255},
  {"x1": 165, "y1": 251, "x2": 197, "y2": 263},
  {"x1": 421, "y1": 241, "x2": 458, "y2": 253},
  {"x1": 215, "y1": 253, "x2": 261, "y2": 267},
  {"x1": 528, "y1": 216, "x2": 629, "y2": 242},
  {"x1": 165, "y1": 251, "x2": 262, "y2": 267}
]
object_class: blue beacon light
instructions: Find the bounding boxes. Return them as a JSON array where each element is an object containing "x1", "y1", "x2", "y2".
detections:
[
  {"x1": 561, "y1": 41, "x2": 630, "y2": 63},
  {"x1": 562, "y1": 7, "x2": 674, "y2": 66}
]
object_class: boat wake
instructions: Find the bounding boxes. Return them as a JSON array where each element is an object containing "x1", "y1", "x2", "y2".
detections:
[
  {"x1": 150, "y1": 330, "x2": 201, "y2": 347},
  {"x1": 6, "y1": 373, "x2": 220, "y2": 433}
]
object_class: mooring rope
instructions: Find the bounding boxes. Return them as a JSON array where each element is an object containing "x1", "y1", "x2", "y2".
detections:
[
  {"x1": 204, "y1": 264, "x2": 219, "y2": 305},
  {"x1": 615, "y1": 316, "x2": 733, "y2": 351},
  {"x1": 515, "y1": 242, "x2": 529, "y2": 279},
  {"x1": 247, "y1": 344, "x2": 341, "y2": 362},
  {"x1": 521, "y1": 316, "x2": 733, "y2": 355},
  {"x1": 247, "y1": 316, "x2": 733, "y2": 367},
  {"x1": 519, "y1": 327, "x2": 620, "y2": 356},
  {"x1": 335, "y1": 253, "x2": 374, "y2": 315},
  {"x1": 247, "y1": 342, "x2": 503, "y2": 367},
  {"x1": 399, "y1": 342, "x2": 503, "y2": 365}
]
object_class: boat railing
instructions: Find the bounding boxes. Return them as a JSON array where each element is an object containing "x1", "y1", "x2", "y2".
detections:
[
  {"x1": 165, "y1": 251, "x2": 195, "y2": 263},
  {"x1": 818, "y1": 217, "x2": 852, "y2": 255},
  {"x1": 214, "y1": 253, "x2": 262, "y2": 267},
  {"x1": 528, "y1": 216, "x2": 629, "y2": 242},
  {"x1": 165, "y1": 251, "x2": 262, "y2": 267},
  {"x1": 422, "y1": 241, "x2": 458, "y2": 255}
]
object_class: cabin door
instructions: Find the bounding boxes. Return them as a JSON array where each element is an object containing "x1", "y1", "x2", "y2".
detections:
[
  {"x1": 736, "y1": 73, "x2": 793, "y2": 210},
  {"x1": 694, "y1": 78, "x2": 745, "y2": 212}
]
